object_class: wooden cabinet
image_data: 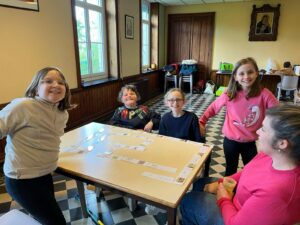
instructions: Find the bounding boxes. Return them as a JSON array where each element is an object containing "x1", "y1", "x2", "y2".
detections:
[
  {"x1": 215, "y1": 72, "x2": 281, "y2": 94},
  {"x1": 0, "y1": 139, "x2": 5, "y2": 162}
]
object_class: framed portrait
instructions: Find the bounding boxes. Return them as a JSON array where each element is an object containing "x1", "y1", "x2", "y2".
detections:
[
  {"x1": 125, "y1": 15, "x2": 134, "y2": 39},
  {"x1": 249, "y1": 4, "x2": 280, "y2": 41},
  {"x1": 0, "y1": 0, "x2": 39, "y2": 11}
]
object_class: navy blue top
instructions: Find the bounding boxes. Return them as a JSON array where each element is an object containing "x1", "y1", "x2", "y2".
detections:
[
  {"x1": 159, "y1": 110, "x2": 205, "y2": 143},
  {"x1": 110, "y1": 105, "x2": 161, "y2": 130}
]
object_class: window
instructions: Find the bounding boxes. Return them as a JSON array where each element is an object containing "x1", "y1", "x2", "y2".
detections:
[
  {"x1": 141, "y1": 0, "x2": 150, "y2": 71},
  {"x1": 74, "y1": 0, "x2": 108, "y2": 83}
]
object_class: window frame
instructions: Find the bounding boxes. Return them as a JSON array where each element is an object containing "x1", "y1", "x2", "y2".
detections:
[
  {"x1": 72, "y1": 0, "x2": 109, "y2": 84},
  {"x1": 141, "y1": 0, "x2": 151, "y2": 72}
]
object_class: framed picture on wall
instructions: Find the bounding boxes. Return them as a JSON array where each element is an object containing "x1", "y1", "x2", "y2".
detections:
[
  {"x1": 249, "y1": 4, "x2": 280, "y2": 41},
  {"x1": 125, "y1": 15, "x2": 134, "y2": 39},
  {"x1": 0, "y1": 0, "x2": 39, "y2": 11}
]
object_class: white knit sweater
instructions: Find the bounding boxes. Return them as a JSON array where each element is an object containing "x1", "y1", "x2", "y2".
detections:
[{"x1": 0, "y1": 97, "x2": 68, "y2": 179}]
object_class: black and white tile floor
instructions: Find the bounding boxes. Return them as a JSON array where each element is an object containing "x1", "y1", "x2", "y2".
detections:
[{"x1": 0, "y1": 93, "x2": 238, "y2": 225}]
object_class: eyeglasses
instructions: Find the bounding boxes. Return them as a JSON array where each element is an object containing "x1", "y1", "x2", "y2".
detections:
[
  {"x1": 40, "y1": 79, "x2": 66, "y2": 86},
  {"x1": 167, "y1": 98, "x2": 183, "y2": 103}
]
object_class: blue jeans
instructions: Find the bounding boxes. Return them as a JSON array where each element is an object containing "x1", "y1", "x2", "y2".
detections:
[
  {"x1": 180, "y1": 177, "x2": 224, "y2": 225},
  {"x1": 5, "y1": 174, "x2": 66, "y2": 225}
]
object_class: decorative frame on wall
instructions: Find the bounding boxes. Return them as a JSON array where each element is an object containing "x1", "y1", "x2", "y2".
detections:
[
  {"x1": 0, "y1": 0, "x2": 39, "y2": 11},
  {"x1": 125, "y1": 15, "x2": 134, "y2": 39},
  {"x1": 249, "y1": 4, "x2": 280, "y2": 41}
]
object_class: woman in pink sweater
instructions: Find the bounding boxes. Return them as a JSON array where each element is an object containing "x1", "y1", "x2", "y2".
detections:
[
  {"x1": 181, "y1": 104, "x2": 300, "y2": 225},
  {"x1": 199, "y1": 57, "x2": 279, "y2": 176}
]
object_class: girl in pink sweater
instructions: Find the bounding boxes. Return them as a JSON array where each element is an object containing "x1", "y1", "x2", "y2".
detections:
[{"x1": 199, "y1": 57, "x2": 279, "y2": 176}]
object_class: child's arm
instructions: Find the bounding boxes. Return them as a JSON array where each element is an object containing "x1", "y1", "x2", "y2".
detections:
[
  {"x1": 199, "y1": 93, "x2": 227, "y2": 135},
  {"x1": 146, "y1": 109, "x2": 161, "y2": 130},
  {"x1": 109, "y1": 108, "x2": 122, "y2": 125},
  {"x1": 144, "y1": 120, "x2": 153, "y2": 132},
  {"x1": 262, "y1": 88, "x2": 279, "y2": 108},
  {"x1": 0, "y1": 99, "x2": 25, "y2": 138},
  {"x1": 191, "y1": 113, "x2": 205, "y2": 143}
]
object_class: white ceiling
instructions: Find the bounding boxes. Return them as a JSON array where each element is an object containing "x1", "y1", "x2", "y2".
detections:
[{"x1": 148, "y1": 0, "x2": 264, "y2": 6}]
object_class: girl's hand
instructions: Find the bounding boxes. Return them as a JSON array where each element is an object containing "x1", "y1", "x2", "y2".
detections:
[
  {"x1": 144, "y1": 121, "x2": 153, "y2": 132},
  {"x1": 200, "y1": 124, "x2": 206, "y2": 137},
  {"x1": 203, "y1": 181, "x2": 218, "y2": 194},
  {"x1": 216, "y1": 183, "x2": 233, "y2": 201}
]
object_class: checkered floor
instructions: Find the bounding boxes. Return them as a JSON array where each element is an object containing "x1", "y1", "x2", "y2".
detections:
[{"x1": 0, "y1": 93, "x2": 233, "y2": 225}]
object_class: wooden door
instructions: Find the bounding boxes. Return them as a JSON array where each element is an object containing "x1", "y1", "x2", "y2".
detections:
[{"x1": 167, "y1": 13, "x2": 215, "y2": 82}]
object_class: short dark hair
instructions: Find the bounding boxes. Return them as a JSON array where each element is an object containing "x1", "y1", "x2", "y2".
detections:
[
  {"x1": 117, "y1": 84, "x2": 141, "y2": 103},
  {"x1": 266, "y1": 104, "x2": 300, "y2": 164},
  {"x1": 25, "y1": 67, "x2": 75, "y2": 111},
  {"x1": 227, "y1": 57, "x2": 261, "y2": 100}
]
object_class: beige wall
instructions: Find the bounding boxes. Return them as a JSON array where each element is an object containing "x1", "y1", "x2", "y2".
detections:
[
  {"x1": 166, "y1": 0, "x2": 300, "y2": 70},
  {"x1": 1, "y1": 0, "x2": 299, "y2": 103},
  {"x1": 0, "y1": 0, "x2": 77, "y2": 102},
  {"x1": 158, "y1": 4, "x2": 166, "y2": 68},
  {"x1": 118, "y1": 0, "x2": 140, "y2": 78},
  {"x1": 0, "y1": 0, "x2": 142, "y2": 103}
]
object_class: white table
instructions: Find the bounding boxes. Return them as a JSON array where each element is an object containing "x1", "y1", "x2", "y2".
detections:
[{"x1": 56, "y1": 122, "x2": 213, "y2": 225}]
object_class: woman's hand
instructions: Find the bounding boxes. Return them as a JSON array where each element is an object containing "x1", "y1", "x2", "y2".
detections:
[
  {"x1": 144, "y1": 121, "x2": 153, "y2": 132},
  {"x1": 203, "y1": 181, "x2": 219, "y2": 194},
  {"x1": 217, "y1": 183, "x2": 234, "y2": 201}
]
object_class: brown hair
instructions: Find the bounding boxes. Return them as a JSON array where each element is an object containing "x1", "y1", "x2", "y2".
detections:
[
  {"x1": 226, "y1": 57, "x2": 262, "y2": 100},
  {"x1": 25, "y1": 67, "x2": 75, "y2": 111},
  {"x1": 117, "y1": 84, "x2": 141, "y2": 103},
  {"x1": 266, "y1": 105, "x2": 300, "y2": 164}
]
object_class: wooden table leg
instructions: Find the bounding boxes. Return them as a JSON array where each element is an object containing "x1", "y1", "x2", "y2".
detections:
[
  {"x1": 167, "y1": 207, "x2": 177, "y2": 225},
  {"x1": 76, "y1": 180, "x2": 88, "y2": 218}
]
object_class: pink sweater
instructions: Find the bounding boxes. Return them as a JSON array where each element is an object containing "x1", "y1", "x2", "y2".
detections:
[
  {"x1": 217, "y1": 153, "x2": 300, "y2": 225},
  {"x1": 199, "y1": 88, "x2": 279, "y2": 142}
]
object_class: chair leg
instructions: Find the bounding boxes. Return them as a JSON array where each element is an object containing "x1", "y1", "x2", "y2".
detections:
[
  {"x1": 179, "y1": 76, "x2": 182, "y2": 89},
  {"x1": 164, "y1": 76, "x2": 167, "y2": 92},
  {"x1": 190, "y1": 75, "x2": 193, "y2": 96},
  {"x1": 277, "y1": 87, "x2": 281, "y2": 100},
  {"x1": 174, "y1": 76, "x2": 178, "y2": 88}
]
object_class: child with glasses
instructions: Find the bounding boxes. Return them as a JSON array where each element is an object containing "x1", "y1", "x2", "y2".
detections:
[
  {"x1": 159, "y1": 88, "x2": 205, "y2": 142},
  {"x1": 110, "y1": 84, "x2": 161, "y2": 132},
  {"x1": 145, "y1": 88, "x2": 207, "y2": 215},
  {"x1": 1, "y1": 67, "x2": 75, "y2": 225}
]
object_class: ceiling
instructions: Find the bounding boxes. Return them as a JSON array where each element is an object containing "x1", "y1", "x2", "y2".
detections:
[{"x1": 148, "y1": 0, "x2": 264, "y2": 6}]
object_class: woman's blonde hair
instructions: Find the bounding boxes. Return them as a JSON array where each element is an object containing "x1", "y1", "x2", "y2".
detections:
[
  {"x1": 226, "y1": 57, "x2": 262, "y2": 100},
  {"x1": 25, "y1": 67, "x2": 75, "y2": 111}
]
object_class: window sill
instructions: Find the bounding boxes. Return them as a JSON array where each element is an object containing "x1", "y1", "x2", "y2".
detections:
[
  {"x1": 81, "y1": 77, "x2": 118, "y2": 88},
  {"x1": 141, "y1": 69, "x2": 161, "y2": 74}
]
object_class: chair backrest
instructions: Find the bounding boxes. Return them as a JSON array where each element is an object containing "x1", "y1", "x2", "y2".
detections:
[
  {"x1": 280, "y1": 76, "x2": 299, "y2": 90},
  {"x1": 180, "y1": 64, "x2": 197, "y2": 76}
]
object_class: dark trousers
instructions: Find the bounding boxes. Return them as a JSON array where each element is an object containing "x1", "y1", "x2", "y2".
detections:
[
  {"x1": 223, "y1": 137, "x2": 257, "y2": 176},
  {"x1": 5, "y1": 174, "x2": 66, "y2": 225}
]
